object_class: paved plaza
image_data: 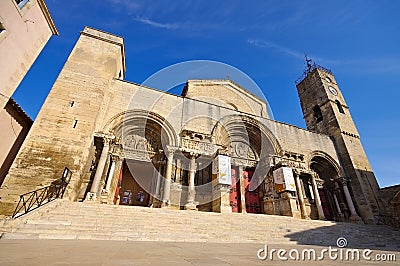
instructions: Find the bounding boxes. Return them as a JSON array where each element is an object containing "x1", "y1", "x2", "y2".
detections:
[{"x1": 0, "y1": 239, "x2": 398, "y2": 265}]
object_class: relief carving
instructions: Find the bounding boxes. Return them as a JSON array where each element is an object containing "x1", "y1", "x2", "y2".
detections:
[
  {"x1": 232, "y1": 141, "x2": 256, "y2": 160},
  {"x1": 180, "y1": 138, "x2": 216, "y2": 155},
  {"x1": 230, "y1": 141, "x2": 257, "y2": 167},
  {"x1": 124, "y1": 134, "x2": 159, "y2": 152},
  {"x1": 263, "y1": 173, "x2": 276, "y2": 199},
  {"x1": 123, "y1": 134, "x2": 159, "y2": 161},
  {"x1": 273, "y1": 152, "x2": 306, "y2": 171}
]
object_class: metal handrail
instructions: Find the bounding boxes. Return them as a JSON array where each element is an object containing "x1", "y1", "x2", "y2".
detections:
[
  {"x1": 295, "y1": 63, "x2": 333, "y2": 86},
  {"x1": 11, "y1": 167, "x2": 72, "y2": 218}
]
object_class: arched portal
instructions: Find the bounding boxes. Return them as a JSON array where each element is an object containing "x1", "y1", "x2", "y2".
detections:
[
  {"x1": 308, "y1": 154, "x2": 349, "y2": 221},
  {"x1": 104, "y1": 110, "x2": 177, "y2": 207},
  {"x1": 212, "y1": 115, "x2": 280, "y2": 213}
]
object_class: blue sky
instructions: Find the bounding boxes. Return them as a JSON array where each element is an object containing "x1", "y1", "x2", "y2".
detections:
[{"x1": 13, "y1": 0, "x2": 400, "y2": 187}]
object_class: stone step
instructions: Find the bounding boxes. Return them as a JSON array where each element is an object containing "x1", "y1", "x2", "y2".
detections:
[
  {"x1": 14, "y1": 222, "x2": 300, "y2": 238},
  {"x1": 1, "y1": 199, "x2": 399, "y2": 248},
  {"x1": 31, "y1": 211, "x2": 335, "y2": 227}
]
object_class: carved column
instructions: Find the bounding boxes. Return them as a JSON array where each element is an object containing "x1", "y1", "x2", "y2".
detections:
[
  {"x1": 333, "y1": 192, "x2": 343, "y2": 217},
  {"x1": 99, "y1": 154, "x2": 123, "y2": 204},
  {"x1": 342, "y1": 179, "x2": 362, "y2": 221},
  {"x1": 109, "y1": 158, "x2": 124, "y2": 204},
  {"x1": 162, "y1": 151, "x2": 174, "y2": 207},
  {"x1": 87, "y1": 138, "x2": 110, "y2": 201},
  {"x1": 310, "y1": 173, "x2": 325, "y2": 220},
  {"x1": 185, "y1": 153, "x2": 197, "y2": 210},
  {"x1": 294, "y1": 172, "x2": 309, "y2": 219},
  {"x1": 153, "y1": 165, "x2": 163, "y2": 206},
  {"x1": 238, "y1": 166, "x2": 247, "y2": 213},
  {"x1": 262, "y1": 172, "x2": 277, "y2": 215},
  {"x1": 105, "y1": 155, "x2": 118, "y2": 192},
  {"x1": 175, "y1": 158, "x2": 182, "y2": 183}
]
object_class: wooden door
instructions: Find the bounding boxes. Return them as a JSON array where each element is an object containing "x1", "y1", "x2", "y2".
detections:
[
  {"x1": 244, "y1": 169, "x2": 261, "y2": 214},
  {"x1": 229, "y1": 168, "x2": 241, "y2": 212}
]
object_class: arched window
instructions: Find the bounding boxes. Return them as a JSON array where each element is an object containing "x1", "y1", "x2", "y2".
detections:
[
  {"x1": 336, "y1": 100, "x2": 345, "y2": 114},
  {"x1": 313, "y1": 105, "x2": 323, "y2": 123}
]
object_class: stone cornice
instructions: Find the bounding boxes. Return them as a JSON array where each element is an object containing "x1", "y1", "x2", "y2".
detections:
[{"x1": 38, "y1": 0, "x2": 58, "y2": 35}]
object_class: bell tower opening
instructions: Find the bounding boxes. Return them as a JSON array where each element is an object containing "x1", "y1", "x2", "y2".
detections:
[{"x1": 313, "y1": 105, "x2": 323, "y2": 123}]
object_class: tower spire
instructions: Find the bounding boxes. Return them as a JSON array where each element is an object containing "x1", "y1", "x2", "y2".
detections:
[
  {"x1": 295, "y1": 56, "x2": 332, "y2": 86},
  {"x1": 305, "y1": 54, "x2": 313, "y2": 73}
]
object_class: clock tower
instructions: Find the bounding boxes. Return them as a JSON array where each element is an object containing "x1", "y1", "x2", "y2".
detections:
[{"x1": 296, "y1": 61, "x2": 381, "y2": 224}]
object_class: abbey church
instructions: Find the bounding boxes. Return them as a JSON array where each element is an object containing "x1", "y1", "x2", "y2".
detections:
[{"x1": 0, "y1": 26, "x2": 398, "y2": 227}]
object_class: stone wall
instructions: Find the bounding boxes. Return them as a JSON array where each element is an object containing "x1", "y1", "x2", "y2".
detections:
[
  {"x1": 183, "y1": 80, "x2": 269, "y2": 118},
  {"x1": 378, "y1": 185, "x2": 400, "y2": 227},
  {"x1": 0, "y1": 27, "x2": 124, "y2": 215}
]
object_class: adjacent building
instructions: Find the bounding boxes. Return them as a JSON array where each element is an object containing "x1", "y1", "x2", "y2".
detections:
[
  {"x1": 0, "y1": 0, "x2": 57, "y2": 193},
  {"x1": 0, "y1": 0, "x2": 58, "y2": 110},
  {"x1": 0, "y1": 99, "x2": 32, "y2": 186}
]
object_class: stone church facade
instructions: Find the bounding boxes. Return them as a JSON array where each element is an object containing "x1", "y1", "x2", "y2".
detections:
[{"x1": 0, "y1": 27, "x2": 391, "y2": 225}]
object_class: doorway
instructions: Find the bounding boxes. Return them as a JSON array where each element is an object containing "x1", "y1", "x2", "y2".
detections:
[
  {"x1": 119, "y1": 160, "x2": 153, "y2": 207},
  {"x1": 244, "y1": 169, "x2": 261, "y2": 214},
  {"x1": 318, "y1": 189, "x2": 332, "y2": 220}
]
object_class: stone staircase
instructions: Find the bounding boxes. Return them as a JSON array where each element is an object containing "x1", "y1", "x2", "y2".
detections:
[{"x1": 1, "y1": 199, "x2": 399, "y2": 250}]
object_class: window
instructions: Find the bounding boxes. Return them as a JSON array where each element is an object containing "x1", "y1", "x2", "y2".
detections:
[
  {"x1": 15, "y1": 0, "x2": 29, "y2": 8},
  {"x1": 313, "y1": 105, "x2": 323, "y2": 123},
  {"x1": 0, "y1": 21, "x2": 5, "y2": 34},
  {"x1": 336, "y1": 100, "x2": 345, "y2": 114}
]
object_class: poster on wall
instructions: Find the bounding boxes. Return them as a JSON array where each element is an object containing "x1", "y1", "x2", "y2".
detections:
[
  {"x1": 122, "y1": 190, "x2": 132, "y2": 205},
  {"x1": 273, "y1": 167, "x2": 296, "y2": 193},
  {"x1": 212, "y1": 155, "x2": 232, "y2": 185}
]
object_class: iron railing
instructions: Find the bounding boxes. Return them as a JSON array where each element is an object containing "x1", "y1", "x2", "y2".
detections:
[
  {"x1": 295, "y1": 63, "x2": 333, "y2": 86},
  {"x1": 12, "y1": 167, "x2": 72, "y2": 218}
]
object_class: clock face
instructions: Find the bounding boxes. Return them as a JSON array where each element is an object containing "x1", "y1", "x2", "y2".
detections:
[{"x1": 329, "y1": 86, "x2": 338, "y2": 96}]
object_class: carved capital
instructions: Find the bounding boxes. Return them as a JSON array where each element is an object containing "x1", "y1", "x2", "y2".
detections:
[
  {"x1": 95, "y1": 132, "x2": 115, "y2": 144},
  {"x1": 165, "y1": 145, "x2": 177, "y2": 159},
  {"x1": 189, "y1": 152, "x2": 199, "y2": 158},
  {"x1": 338, "y1": 176, "x2": 349, "y2": 186},
  {"x1": 110, "y1": 153, "x2": 122, "y2": 162}
]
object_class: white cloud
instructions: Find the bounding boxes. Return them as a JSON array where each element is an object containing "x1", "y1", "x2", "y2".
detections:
[
  {"x1": 134, "y1": 17, "x2": 179, "y2": 30},
  {"x1": 247, "y1": 39, "x2": 304, "y2": 60}
]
